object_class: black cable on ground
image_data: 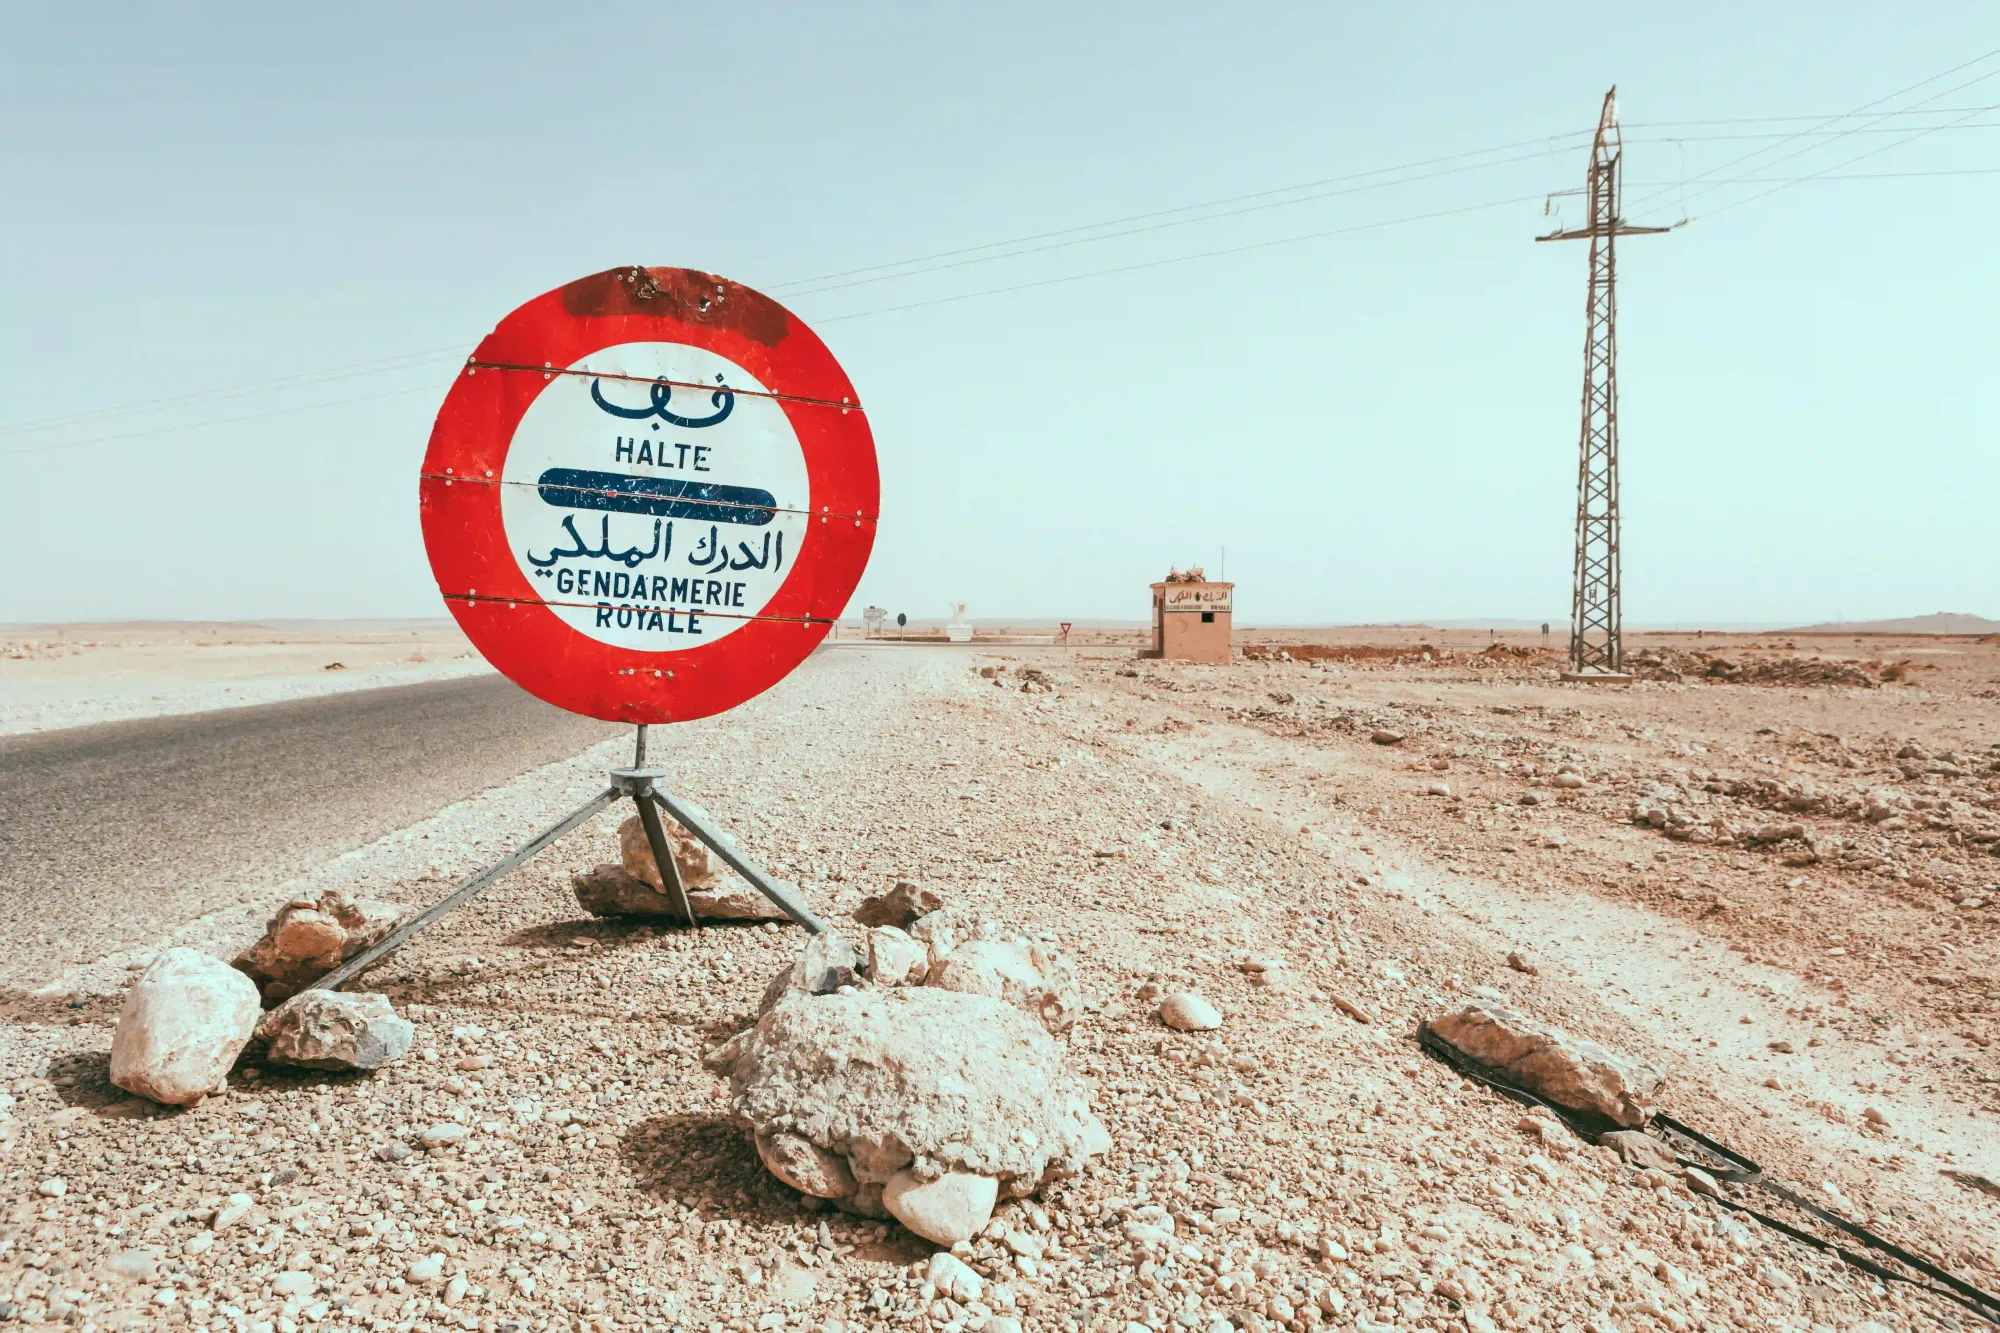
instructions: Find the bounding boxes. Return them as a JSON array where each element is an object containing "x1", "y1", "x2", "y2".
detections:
[{"x1": 1414, "y1": 1023, "x2": 2000, "y2": 1327}]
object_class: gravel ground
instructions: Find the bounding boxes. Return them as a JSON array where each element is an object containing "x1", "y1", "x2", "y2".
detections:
[{"x1": 1, "y1": 643, "x2": 1994, "y2": 1333}]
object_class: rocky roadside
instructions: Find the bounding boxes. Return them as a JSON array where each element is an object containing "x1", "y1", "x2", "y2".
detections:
[{"x1": 0, "y1": 646, "x2": 1990, "y2": 1333}]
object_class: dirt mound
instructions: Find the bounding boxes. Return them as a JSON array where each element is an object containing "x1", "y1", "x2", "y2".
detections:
[
  {"x1": 1628, "y1": 647, "x2": 1881, "y2": 688},
  {"x1": 1242, "y1": 641, "x2": 1558, "y2": 669}
]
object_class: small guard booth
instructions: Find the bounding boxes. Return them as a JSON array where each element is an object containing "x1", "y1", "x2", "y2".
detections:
[{"x1": 1144, "y1": 577, "x2": 1234, "y2": 663}]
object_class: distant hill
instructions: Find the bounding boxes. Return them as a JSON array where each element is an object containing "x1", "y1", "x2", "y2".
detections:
[{"x1": 1782, "y1": 612, "x2": 1999, "y2": 635}]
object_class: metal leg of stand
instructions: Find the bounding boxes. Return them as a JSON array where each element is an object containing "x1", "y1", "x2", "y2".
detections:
[
  {"x1": 631, "y1": 778, "x2": 698, "y2": 929},
  {"x1": 313, "y1": 785, "x2": 622, "y2": 992},
  {"x1": 650, "y1": 787, "x2": 827, "y2": 935}
]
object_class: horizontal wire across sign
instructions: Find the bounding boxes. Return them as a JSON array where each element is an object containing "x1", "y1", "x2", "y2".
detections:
[
  {"x1": 463, "y1": 360, "x2": 866, "y2": 414},
  {"x1": 439, "y1": 589, "x2": 838, "y2": 628},
  {"x1": 419, "y1": 471, "x2": 875, "y2": 525}
]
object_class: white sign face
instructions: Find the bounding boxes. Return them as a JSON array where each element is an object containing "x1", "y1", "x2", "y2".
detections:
[
  {"x1": 1163, "y1": 585, "x2": 1232, "y2": 613},
  {"x1": 499, "y1": 342, "x2": 812, "y2": 651}
]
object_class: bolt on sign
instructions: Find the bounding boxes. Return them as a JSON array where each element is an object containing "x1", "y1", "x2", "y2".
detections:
[{"x1": 421, "y1": 267, "x2": 879, "y2": 722}]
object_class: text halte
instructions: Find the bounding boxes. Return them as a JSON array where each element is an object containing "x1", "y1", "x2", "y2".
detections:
[
  {"x1": 554, "y1": 567, "x2": 750, "y2": 609},
  {"x1": 614, "y1": 436, "x2": 711, "y2": 471}
]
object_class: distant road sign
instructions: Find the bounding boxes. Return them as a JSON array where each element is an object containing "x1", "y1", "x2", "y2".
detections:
[
  {"x1": 422, "y1": 266, "x2": 879, "y2": 723},
  {"x1": 1059, "y1": 622, "x2": 1073, "y2": 641}
]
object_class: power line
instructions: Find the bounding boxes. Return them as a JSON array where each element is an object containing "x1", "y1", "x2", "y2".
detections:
[
  {"x1": 0, "y1": 346, "x2": 462, "y2": 439},
  {"x1": 814, "y1": 192, "x2": 1545, "y2": 324},
  {"x1": 761, "y1": 130, "x2": 1594, "y2": 294},
  {"x1": 1624, "y1": 120, "x2": 2000, "y2": 144},
  {"x1": 1623, "y1": 104, "x2": 2000, "y2": 128},
  {"x1": 2, "y1": 136, "x2": 1597, "y2": 456},
  {"x1": 0, "y1": 384, "x2": 440, "y2": 459},
  {"x1": 1696, "y1": 99, "x2": 2000, "y2": 221},
  {"x1": 778, "y1": 146, "x2": 1579, "y2": 301},
  {"x1": 1625, "y1": 48, "x2": 2000, "y2": 214}
]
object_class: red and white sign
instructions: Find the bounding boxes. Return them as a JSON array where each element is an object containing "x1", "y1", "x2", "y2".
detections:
[{"x1": 421, "y1": 267, "x2": 878, "y2": 723}]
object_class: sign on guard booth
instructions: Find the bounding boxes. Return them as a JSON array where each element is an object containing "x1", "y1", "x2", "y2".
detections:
[
  {"x1": 421, "y1": 267, "x2": 879, "y2": 723},
  {"x1": 1146, "y1": 580, "x2": 1234, "y2": 664}
]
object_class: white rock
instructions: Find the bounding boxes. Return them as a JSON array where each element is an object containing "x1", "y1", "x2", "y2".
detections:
[
  {"x1": 1157, "y1": 992, "x2": 1223, "y2": 1032},
  {"x1": 272, "y1": 1272, "x2": 314, "y2": 1297},
  {"x1": 618, "y1": 812, "x2": 718, "y2": 891},
  {"x1": 110, "y1": 948, "x2": 260, "y2": 1106},
  {"x1": 756, "y1": 1131, "x2": 858, "y2": 1199},
  {"x1": 864, "y1": 926, "x2": 931, "y2": 987},
  {"x1": 36, "y1": 1177, "x2": 65, "y2": 1199},
  {"x1": 884, "y1": 1169, "x2": 999, "y2": 1246},
  {"x1": 1426, "y1": 1003, "x2": 1662, "y2": 1128},
  {"x1": 924, "y1": 1252, "x2": 984, "y2": 1304},
  {"x1": 407, "y1": 1253, "x2": 445, "y2": 1284},
  {"x1": 420, "y1": 1123, "x2": 470, "y2": 1149},
  {"x1": 926, "y1": 936, "x2": 1080, "y2": 1036},
  {"x1": 709, "y1": 985, "x2": 1104, "y2": 1212},
  {"x1": 259, "y1": 990, "x2": 413, "y2": 1071},
  {"x1": 212, "y1": 1194, "x2": 253, "y2": 1231}
]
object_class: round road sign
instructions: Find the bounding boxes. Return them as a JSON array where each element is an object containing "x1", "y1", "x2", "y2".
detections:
[{"x1": 421, "y1": 266, "x2": 878, "y2": 723}]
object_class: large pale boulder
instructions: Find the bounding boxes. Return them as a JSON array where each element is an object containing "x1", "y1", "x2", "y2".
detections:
[
  {"x1": 111, "y1": 949, "x2": 260, "y2": 1105},
  {"x1": 707, "y1": 985, "x2": 1106, "y2": 1226},
  {"x1": 233, "y1": 890, "x2": 406, "y2": 1003},
  {"x1": 1427, "y1": 1003, "x2": 1663, "y2": 1129},
  {"x1": 572, "y1": 864, "x2": 786, "y2": 924},
  {"x1": 259, "y1": 990, "x2": 413, "y2": 1071},
  {"x1": 926, "y1": 936, "x2": 1080, "y2": 1037},
  {"x1": 617, "y1": 814, "x2": 717, "y2": 892}
]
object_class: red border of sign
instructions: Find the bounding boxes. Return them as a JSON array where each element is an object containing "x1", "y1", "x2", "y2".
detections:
[{"x1": 420, "y1": 267, "x2": 878, "y2": 724}]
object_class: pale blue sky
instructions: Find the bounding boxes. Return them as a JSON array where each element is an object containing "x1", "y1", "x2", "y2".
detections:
[{"x1": 3, "y1": 3, "x2": 1995, "y2": 627}]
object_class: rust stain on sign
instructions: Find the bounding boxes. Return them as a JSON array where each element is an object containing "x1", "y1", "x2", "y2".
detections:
[{"x1": 558, "y1": 266, "x2": 792, "y2": 347}]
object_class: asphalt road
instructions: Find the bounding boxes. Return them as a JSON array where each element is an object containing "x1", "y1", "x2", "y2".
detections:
[{"x1": 0, "y1": 675, "x2": 623, "y2": 985}]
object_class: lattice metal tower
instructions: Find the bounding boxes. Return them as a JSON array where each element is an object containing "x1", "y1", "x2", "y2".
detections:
[{"x1": 1538, "y1": 88, "x2": 1669, "y2": 676}]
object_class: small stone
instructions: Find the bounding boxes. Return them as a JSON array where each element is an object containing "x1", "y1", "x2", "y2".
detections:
[
  {"x1": 212, "y1": 1194, "x2": 254, "y2": 1231},
  {"x1": 618, "y1": 813, "x2": 717, "y2": 892},
  {"x1": 1157, "y1": 992, "x2": 1223, "y2": 1032},
  {"x1": 407, "y1": 1253, "x2": 445, "y2": 1285},
  {"x1": 232, "y1": 890, "x2": 406, "y2": 1003},
  {"x1": 1506, "y1": 952, "x2": 1539, "y2": 976},
  {"x1": 1683, "y1": 1166, "x2": 1725, "y2": 1199},
  {"x1": 108, "y1": 1248, "x2": 158, "y2": 1279},
  {"x1": 1552, "y1": 772, "x2": 1588, "y2": 790},
  {"x1": 380, "y1": 1141, "x2": 413, "y2": 1162},
  {"x1": 924, "y1": 1252, "x2": 983, "y2": 1304},
  {"x1": 1372, "y1": 730, "x2": 1406, "y2": 745},
  {"x1": 1426, "y1": 782, "x2": 1452, "y2": 798},
  {"x1": 272, "y1": 1272, "x2": 314, "y2": 1298},
  {"x1": 883, "y1": 1169, "x2": 998, "y2": 1246},
  {"x1": 756, "y1": 1132, "x2": 857, "y2": 1200},
  {"x1": 35, "y1": 1177, "x2": 65, "y2": 1199},
  {"x1": 420, "y1": 1123, "x2": 469, "y2": 1149},
  {"x1": 854, "y1": 882, "x2": 944, "y2": 930},
  {"x1": 1426, "y1": 1003, "x2": 1662, "y2": 1128},
  {"x1": 259, "y1": 990, "x2": 413, "y2": 1071},
  {"x1": 863, "y1": 926, "x2": 930, "y2": 987},
  {"x1": 1600, "y1": 1130, "x2": 1677, "y2": 1171}
]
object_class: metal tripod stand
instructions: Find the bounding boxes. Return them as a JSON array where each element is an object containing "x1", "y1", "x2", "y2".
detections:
[{"x1": 314, "y1": 724, "x2": 824, "y2": 993}]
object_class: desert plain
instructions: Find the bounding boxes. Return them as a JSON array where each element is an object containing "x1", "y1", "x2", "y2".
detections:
[{"x1": 0, "y1": 624, "x2": 1997, "y2": 1333}]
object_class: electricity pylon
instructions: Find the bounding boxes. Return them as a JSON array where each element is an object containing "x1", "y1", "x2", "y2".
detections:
[{"x1": 1538, "y1": 87, "x2": 1671, "y2": 678}]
